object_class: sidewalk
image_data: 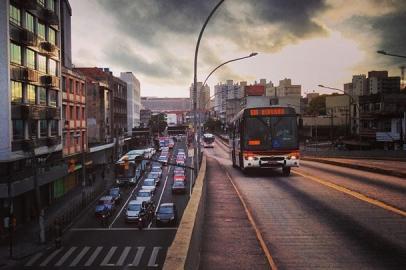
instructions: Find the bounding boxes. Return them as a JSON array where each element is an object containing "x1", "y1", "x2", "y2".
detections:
[
  {"x1": 199, "y1": 157, "x2": 269, "y2": 270},
  {"x1": 0, "y1": 167, "x2": 113, "y2": 267},
  {"x1": 302, "y1": 157, "x2": 406, "y2": 178}
]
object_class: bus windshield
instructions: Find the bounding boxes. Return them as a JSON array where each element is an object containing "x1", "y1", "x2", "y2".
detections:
[
  {"x1": 244, "y1": 116, "x2": 298, "y2": 150},
  {"x1": 203, "y1": 137, "x2": 215, "y2": 144},
  {"x1": 115, "y1": 164, "x2": 136, "y2": 178}
]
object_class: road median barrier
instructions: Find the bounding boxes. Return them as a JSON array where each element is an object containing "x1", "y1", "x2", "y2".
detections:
[{"x1": 163, "y1": 155, "x2": 207, "y2": 270}]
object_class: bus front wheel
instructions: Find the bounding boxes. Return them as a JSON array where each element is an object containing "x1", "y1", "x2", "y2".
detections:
[{"x1": 282, "y1": 167, "x2": 291, "y2": 176}]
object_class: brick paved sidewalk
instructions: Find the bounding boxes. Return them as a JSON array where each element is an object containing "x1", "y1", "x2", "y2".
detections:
[{"x1": 199, "y1": 157, "x2": 270, "y2": 270}]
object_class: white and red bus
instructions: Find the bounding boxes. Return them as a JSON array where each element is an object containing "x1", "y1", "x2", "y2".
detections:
[
  {"x1": 230, "y1": 106, "x2": 299, "y2": 176},
  {"x1": 202, "y1": 133, "x2": 215, "y2": 148}
]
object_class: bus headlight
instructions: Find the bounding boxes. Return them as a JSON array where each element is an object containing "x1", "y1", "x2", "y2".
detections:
[{"x1": 290, "y1": 155, "x2": 297, "y2": 160}]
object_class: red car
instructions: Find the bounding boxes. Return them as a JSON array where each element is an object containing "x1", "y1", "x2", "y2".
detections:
[{"x1": 173, "y1": 174, "x2": 186, "y2": 182}]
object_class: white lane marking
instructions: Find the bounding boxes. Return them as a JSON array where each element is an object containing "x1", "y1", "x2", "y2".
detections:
[
  {"x1": 128, "y1": 246, "x2": 145, "y2": 267},
  {"x1": 69, "y1": 246, "x2": 90, "y2": 267},
  {"x1": 116, "y1": 246, "x2": 131, "y2": 266},
  {"x1": 84, "y1": 246, "x2": 103, "y2": 266},
  {"x1": 155, "y1": 169, "x2": 171, "y2": 215},
  {"x1": 70, "y1": 227, "x2": 178, "y2": 231},
  {"x1": 109, "y1": 179, "x2": 142, "y2": 228},
  {"x1": 39, "y1": 248, "x2": 62, "y2": 266},
  {"x1": 100, "y1": 246, "x2": 117, "y2": 266},
  {"x1": 55, "y1": 246, "x2": 77, "y2": 266},
  {"x1": 25, "y1": 252, "x2": 43, "y2": 266},
  {"x1": 147, "y1": 246, "x2": 162, "y2": 267}
]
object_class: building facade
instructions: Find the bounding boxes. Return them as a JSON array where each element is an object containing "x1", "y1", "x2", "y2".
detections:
[
  {"x1": 120, "y1": 72, "x2": 140, "y2": 132},
  {"x1": 0, "y1": 0, "x2": 65, "y2": 223},
  {"x1": 140, "y1": 109, "x2": 152, "y2": 128}
]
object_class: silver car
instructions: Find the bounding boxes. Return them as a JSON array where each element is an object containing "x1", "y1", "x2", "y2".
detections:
[{"x1": 125, "y1": 200, "x2": 143, "y2": 223}]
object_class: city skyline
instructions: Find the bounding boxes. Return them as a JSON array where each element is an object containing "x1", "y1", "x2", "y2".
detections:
[{"x1": 70, "y1": 0, "x2": 405, "y2": 97}]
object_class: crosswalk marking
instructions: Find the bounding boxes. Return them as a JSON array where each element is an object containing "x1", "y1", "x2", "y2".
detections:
[
  {"x1": 69, "y1": 246, "x2": 90, "y2": 267},
  {"x1": 25, "y1": 252, "x2": 43, "y2": 266},
  {"x1": 128, "y1": 246, "x2": 145, "y2": 267},
  {"x1": 116, "y1": 246, "x2": 131, "y2": 266},
  {"x1": 55, "y1": 247, "x2": 77, "y2": 266},
  {"x1": 100, "y1": 246, "x2": 117, "y2": 266},
  {"x1": 148, "y1": 246, "x2": 161, "y2": 267},
  {"x1": 39, "y1": 248, "x2": 62, "y2": 267},
  {"x1": 84, "y1": 246, "x2": 103, "y2": 266}
]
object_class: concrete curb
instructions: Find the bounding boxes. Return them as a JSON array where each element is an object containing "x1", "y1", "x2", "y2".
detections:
[
  {"x1": 302, "y1": 157, "x2": 406, "y2": 178},
  {"x1": 163, "y1": 155, "x2": 207, "y2": 270}
]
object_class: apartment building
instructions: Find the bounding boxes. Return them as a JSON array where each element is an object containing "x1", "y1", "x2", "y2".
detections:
[{"x1": 120, "y1": 72, "x2": 141, "y2": 133}]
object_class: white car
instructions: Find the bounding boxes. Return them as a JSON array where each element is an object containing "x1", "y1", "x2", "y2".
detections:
[
  {"x1": 151, "y1": 166, "x2": 162, "y2": 178},
  {"x1": 125, "y1": 200, "x2": 143, "y2": 223},
  {"x1": 135, "y1": 189, "x2": 153, "y2": 204},
  {"x1": 141, "y1": 179, "x2": 157, "y2": 194}
]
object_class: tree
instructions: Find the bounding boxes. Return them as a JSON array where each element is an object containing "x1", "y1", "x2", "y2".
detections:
[
  {"x1": 204, "y1": 117, "x2": 222, "y2": 133},
  {"x1": 149, "y1": 113, "x2": 167, "y2": 135},
  {"x1": 306, "y1": 95, "x2": 327, "y2": 115}
]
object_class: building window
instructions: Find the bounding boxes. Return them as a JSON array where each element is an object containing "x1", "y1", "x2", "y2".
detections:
[
  {"x1": 12, "y1": 120, "x2": 25, "y2": 140},
  {"x1": 82, "y1": 107, "x2": 85, "y2": 120},
  {"x1": 62, "y1": 77, "x2": 66, "y2": 92},
  {"x1": 37, "y1": 22, "x2": 46, "y2": 39},
  {"x1": 47, "y1": 0, "x2": 55, "y2": 11},
  {"x1": 49, "y1": 59, "x2": 57, "y2": 76},
  {"x1": 69, "y1": 106, "x2": 74, "y2": 119},
  {"x1": 30, "y1": 120, "x2": 38, "y2": 138},
  {"x1": 11, "y1": 81, "x2": 23, "y2": 103},
  {"x1": 38, "y1": 87, "x2": 47, "y2": 105},
  {"x1": 27, "y1": 84, "x2": 36, "y2": 104},
  {"x1": 62, "y1": 105, "x2": 66, "y2": 120},
  {"x1": 69, "y1": 79, "x2": 73, "y2": 93},
  {"x1": 75, "y1": 81, "x2": 79, "y2": 95},
  {"x1": 50, "y1": 120, "x2": 58, "y2": 136},
  {"x1": 40, "y1": 120, "x2": 47, "y2": 137},
  {"x1": 38, "y1": 54, "x2": 46, "y2": 73},
  {"x1": 25, "y1": 12, "x2": 35, "y2": 33},
  {"x1": 26, "y1": 49, "x2": 36, "y2": 69},
  {"x1": 76, "y1": 106, "x2": 80, "y2": 119},
  {"x1": 9, "y1": 5, "x2": 21, "y2": 26},
  {"x1": 74, "y1": 135, "x2": 79, "y2": 146},
  {"x1": 48, "y1": 27, "x2": 56, "y2": 44},
  {"x1": 37, "y1": 0, "x2": 45, "y2": 7},
  {"x1": 48, "y1": 90, "x2": 57, "y2": 107},
  {"x1": 10, "y1": 43, "x2": 21, "y2": 65}
]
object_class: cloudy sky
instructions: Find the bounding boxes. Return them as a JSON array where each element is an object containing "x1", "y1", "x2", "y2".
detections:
[{"x1": 69, "y1": 0, "x2": 406, "y2": 97}]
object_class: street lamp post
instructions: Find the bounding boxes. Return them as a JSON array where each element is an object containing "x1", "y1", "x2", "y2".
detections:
[
  {"x1": 197, "y1": 52, "x2": 258, "y2": 157},
  {"x1": 193, "y1": 0, "x2": 225, "y2": 175}
]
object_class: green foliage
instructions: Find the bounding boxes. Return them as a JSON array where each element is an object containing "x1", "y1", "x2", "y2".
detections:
[
  {"x1": 149, "y1": 113, "x2": 167, "y2": 135},
  {"x1": 306, "y1": 95, "x2": 327, "y2": 115},
  {"x1": 204, "y1": 117, "x2": 222, "y2": 133}
]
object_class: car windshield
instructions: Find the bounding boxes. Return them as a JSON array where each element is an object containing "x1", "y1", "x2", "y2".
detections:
[
  {"x1": 244, "y1": 116, "x2": 298, "y2": 150},
  {"x1": 152, "y1": 167, "x2": 161, "y2": 172},
  {"x1": 109, "y1": 189, "x2": 119, "y2": 196},
  {"x1": 173, "y1": 181, "x2": 184, "y2": 187},
  {"x1": 159, "y1": 206, "x2": 174, "y2": 214},
  {"x1": 143, "y1": 181, "x2": 155, "y2": 186},
  {"x1": 138, "y1": 191, "x2": 150, "y2": 197},
  {"x1": 148, "y1": 173, "x2": 157, "y2": 178},
  {"x1": 128, "y1": 204, "x2": 141, "y2": 211}
]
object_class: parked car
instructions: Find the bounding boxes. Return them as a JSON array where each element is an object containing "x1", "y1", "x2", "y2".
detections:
[
  {"x1": 141, "y1": 179, "x2": 157, "y2": 194},
  {"x1": 156, "y1": 203, "x2": 178, "y2": 227},
  {"x1": 172, "y1": 181, "x2": 186, "y2": 194},
  {"x1": 125, "y1": 200, "x2": 143, "y2": 223},
  {"x1": 95, "y1": 196, "x2": 115, "y2": 217},
  {"x1": 108, "y1": 187, "x2": 122, "y2": 205},
  {"x1": 135, "y1": 189, "x2": 153, "y2": 204}
]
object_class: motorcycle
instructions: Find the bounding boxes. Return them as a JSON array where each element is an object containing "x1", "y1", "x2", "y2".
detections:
[{"x1": 137, "y1": 211, "x2": 147, "y2": 230}]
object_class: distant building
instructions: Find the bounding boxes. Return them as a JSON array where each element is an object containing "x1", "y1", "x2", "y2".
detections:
[
  {"x1": 140, "y1": 109, "x2": 152, "y2": 128},
  {"x1": 141, "y1": 97, "x2": 190, "y2": 112},
  {"x1": 214, "y1": 80, "x2": 244, "y2": 124},
  {"x1": 120, "y1": 72, "x2": 141, "y2": 133}
]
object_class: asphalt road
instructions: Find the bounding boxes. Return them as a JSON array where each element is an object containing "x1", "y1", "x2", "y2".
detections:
[
  {"x1": 205, "y1": 140, "x2": 406, "y2": 269},
  {"x1": 18, "y1": 140, "x2": 192, "y2": 270}
]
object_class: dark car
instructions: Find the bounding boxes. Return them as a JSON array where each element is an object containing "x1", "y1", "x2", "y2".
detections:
[
  {"x1": 108, "y1": 187, "x2": 121, "y2": 205},
  {"x1": 171, "y1": 181, "x2": 186, "y2": 194},
  {"x1": 156, "y1": 203, "x2": 177, "y2": 227},
  {"x1": 95, "y1": 196, "x2": 115, "y2": 217}
]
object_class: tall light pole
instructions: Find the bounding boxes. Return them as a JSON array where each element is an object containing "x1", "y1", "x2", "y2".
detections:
[
  {"x1": 377, "y1": 50, "x2": 406, "y2": 59},
  {"x1": 193, "y1": 0, "x2": 225, "y2": 175},
  {"x1": 197, "y1": 52, "x2": 258, "y2": 156}
]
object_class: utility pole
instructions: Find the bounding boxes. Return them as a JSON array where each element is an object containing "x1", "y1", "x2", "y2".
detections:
[
  {"x1": 330, "y1": 108, "x2": 334, "y2": 148},
  {"x1": 81, "y1": 130, "x2": 86, "y2": 205}
]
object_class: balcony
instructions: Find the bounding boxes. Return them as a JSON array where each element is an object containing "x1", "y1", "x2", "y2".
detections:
[
  {"x1": 9, "y1": 25, "x2": 38, "y2": 47},
  {"x1": 12, "y1": 0, "x2": 39, "y2": 10},
  {"x1": 47, "y1": 136, "x2": 61, "y2": 147},
  {"x1": 10, "y1": 66, "x2": 39, "y2": 83},
  {"x1": 46, "y1": 107, "x2": 61, "y2": 120},
  {"x1": 41, "y1": 75, "x2": 60, "y2": 89},
  {"x1": 12, "y1": 104, "x2": 46, "y2": 120},
  {"x1": 40, "y1": 8, "x2": 59, "y2": 26},
  {"x1": 21, "y1": 139, "x2": 36, "y2": 152},
  {"x1": 39, "y1": 41, "x2": 58, "y2": 57}
]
